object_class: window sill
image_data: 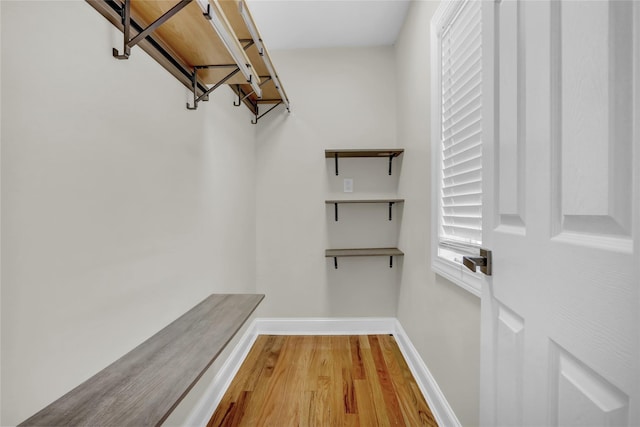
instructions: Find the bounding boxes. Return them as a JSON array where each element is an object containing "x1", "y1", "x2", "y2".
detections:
[{"x1": 432, "y1": 254, "x2": 482, "y2": 298}]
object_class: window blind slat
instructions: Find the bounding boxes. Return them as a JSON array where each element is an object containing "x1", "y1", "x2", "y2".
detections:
[
  {"x1": 442, "y1": 35, "x2": 481, "y2": 76},
  {"x1": 443, "y1": 96, "x2": 481, "y2": 129},
  {"x1": 440, "y1": 0, "x2": 482, "y2": 247},
  {"x1": 443, "y1": 205, "x2": 482, "y2": 217},
  {"x1": 442, "y1": 193, "x2": 482, "y2": 207}
]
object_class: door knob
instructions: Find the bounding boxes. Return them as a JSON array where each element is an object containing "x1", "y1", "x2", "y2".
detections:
[{"x1": 463, "y1": 248, "x2": 492, "y2": 276}]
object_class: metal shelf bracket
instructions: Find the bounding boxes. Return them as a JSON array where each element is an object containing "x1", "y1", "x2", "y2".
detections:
[
  {"x1": 113, "y1": 0, "x2": 192, "y2": 60},
  {"x1": 234, "y1": 76, "x2": 271, "y2": 107},
  {"x1": 251, "y1": 101, "x2": 283, "y2": 124},
  {"x1": 187, "y1": 65, "x2": 240, "y2": 110}
]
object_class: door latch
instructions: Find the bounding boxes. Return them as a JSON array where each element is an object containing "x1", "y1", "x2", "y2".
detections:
[{"x1": 463, "y1": 248, "x2": 492, "y2": 276}]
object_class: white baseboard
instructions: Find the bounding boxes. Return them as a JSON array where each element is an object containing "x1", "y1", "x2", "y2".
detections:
[
  {"x1": 185, "y1": 317, "x2": 460, "y2": 427},
  {"x1": 183, "y1": 320, "x2": 259, "y2": 427},
  {"x1": 392, "y1": 320, "x2": 461, "y2": 427}
]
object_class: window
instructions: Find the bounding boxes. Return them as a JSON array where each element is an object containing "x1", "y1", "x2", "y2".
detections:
[{"x1": 431, "y1": 0, "x2": 483, "y2": 296}]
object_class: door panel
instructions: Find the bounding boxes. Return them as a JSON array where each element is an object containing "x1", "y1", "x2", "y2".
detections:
[
  {"x1": 481, "y1": 1, "x2": 639, "y2": 426},
  {"x1": 495, "y1": 303, "x2": 524, "y2": 426},
  {"x1": 497, "y1": 0, "x2": 526, "y2": 231},
  {"x1": 549, "y1": 343, "x2": 630, "y2": 427},
  {"x1": 552, "y1": 0, "x2": 634, "y2": 244}
]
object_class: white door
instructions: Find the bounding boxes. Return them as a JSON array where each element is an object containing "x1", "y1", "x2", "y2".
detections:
[{"x1": 480, "y1": 1, "x2": 639, "y2": 426}]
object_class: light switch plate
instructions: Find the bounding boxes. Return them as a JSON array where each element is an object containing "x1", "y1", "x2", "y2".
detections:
[{"x1": 343, "y1": 178, "x2": 353, "y2": 193}]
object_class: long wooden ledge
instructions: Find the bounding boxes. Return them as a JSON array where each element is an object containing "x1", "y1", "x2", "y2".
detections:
[{"x1": 19, "y1": 293, "x2": 264, "y2": 427}]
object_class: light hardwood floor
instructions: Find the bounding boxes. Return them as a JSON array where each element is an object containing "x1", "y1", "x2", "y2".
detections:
[{"x1": 208, "y1": 335, "x2": 438, "y2": 426}]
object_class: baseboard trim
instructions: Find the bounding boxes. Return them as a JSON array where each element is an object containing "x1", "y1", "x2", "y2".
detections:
[
  {"x1": 183, "y1": 320, "x2": 259, "y2": 427},
  {"x1": 185, "y1": 317, "x2": 460, "y2": 427},
  {"x1": 392, "y1": 320, "x2": 461, "y2": 427}
]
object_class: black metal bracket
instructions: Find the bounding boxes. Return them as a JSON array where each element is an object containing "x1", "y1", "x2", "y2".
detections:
[
  {"x1": 389, "y1": 202, "x2": 394, "y2": 221},
  {"x1": 187, "y1": 65, "x2": 240, "y2": 110},
  {"x1": 240, "y1": 39, "x2": 255, "y2": 51},
  {"x1": 335, "y1": 153, "x2": 339, "y2": 176},
  {"x1": 389, "y1": 155, "x2": 393, "y2": 175},
  {"x1": 334, "y1": 203, "x2": 339, "y2": 221},
  {"x1": 251, "y1": 101, "x2": 283, "y2": 124},
  {"x1": 202, "y1": 3, "x2": 212, "y2": 19},
  {"x1": 332, "y1": 256, "x2": 394, "y2": 269},
  {"x1": 113, "y1": 0, "x2": 192, "y2": 59},
  {"x1": 233, "y1": 76, "x2": 271, "y2": 107}
]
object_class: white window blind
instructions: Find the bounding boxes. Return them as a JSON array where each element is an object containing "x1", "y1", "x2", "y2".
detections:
[{"x1": 440, "y1": 0, "x2": 482, "y2": 247}]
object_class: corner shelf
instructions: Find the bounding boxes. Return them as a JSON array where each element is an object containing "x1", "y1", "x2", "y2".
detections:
[
  {"x1": 325, "y1": 248, "x2": 404, "y2": 269},
  {"x1": 325, "y1": 199, "x2": 404, "y2": 221},
  {"x1": 325, "y1": 149, "x2": 404, "y2": 175}
]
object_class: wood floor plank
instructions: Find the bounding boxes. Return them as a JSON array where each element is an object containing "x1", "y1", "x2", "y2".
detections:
[
  {"x1": 354, "y1": 379, "x2": 380, "y2": 427},
  {"x1": 208, "y1": 335, "x2": 438, "y2": 427},
  {"x1": 349, "y1": 335, "x2": 366, "y2": 380},
  {"x1": 379, "y1": 335, "x2": 437, "y2": 426},
  {"x1": 358, "y1": 336, "x2": 391, "y2": 426}
]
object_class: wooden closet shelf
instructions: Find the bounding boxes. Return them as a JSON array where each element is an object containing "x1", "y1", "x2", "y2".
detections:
[
  {"x1": 326, "y1": 248, "x2": 404, "y2": 257},
  {"x1": 87, "y1": 0, "x2": 289, "y2": 117},
  {"x1": 19, "y1": 293, "x2": 264, "y2": 427},
  {"x1": 325, "y1": 149, "x2": 404, "y2": 175},
  {"x1": 325, "y1": 199, "x2": 405, "y2": 204},
  {"x1": 324, "y1": 149, "x2": 405, "y2": 158}
]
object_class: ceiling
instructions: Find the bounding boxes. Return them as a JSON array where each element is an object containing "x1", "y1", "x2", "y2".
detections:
[{"x1": 245, "y1": 0, "x2": 412, "y2": 50}]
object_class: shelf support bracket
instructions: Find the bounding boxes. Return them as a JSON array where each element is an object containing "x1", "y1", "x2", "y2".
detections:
[
  {"x1": 335, "y1": 153, "x2": 339, "y2": 176},
  {"x1": 113, "y1": 0, "x2": 131, "y2": 59},
  {"x1": 233, "y1": 77, "x2": 271, "y2": 107},
  {"x1": 241, "y1": 39, "x2": 255, "y2": 51},
  {"x1": 187, "y1": 66, "x2": 240, "y2": 110},
  {"x1": 389, "y1": 202, "x2": 394, "y2": 221},
  {"x1": 390, "y1": 256, "x2": 393, "y2": 268},
  {"x1": 388, "y1": 155, "x2": 393, "y2": 175},
  {"x1": 251, "y1": 101, "x2": 283, "y2": 124},
  {"x1": 334, "y1": 257, "x2": 338, "y2": 269},
  {"x1": 334, "y1": 203, "x2": 338, "y2": 222},
  {"x1": 113, "y1": 0, "x2": 192, "y2": 59}
]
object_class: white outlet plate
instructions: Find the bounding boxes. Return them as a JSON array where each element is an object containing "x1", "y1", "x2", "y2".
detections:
[{"x1": 343, "y1": 178, "x2": 353, "y2": 193}]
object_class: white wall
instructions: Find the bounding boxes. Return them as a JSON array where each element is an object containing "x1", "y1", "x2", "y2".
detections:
[
  {"x1": 255, "y1": 47, "x2": 399, "y2": 318},
  {"x1": 395, "y1": 1, "x2": 481, "y2": 426},
  {"x1": 0, "y1": 1, "x2": 256, "y2": 425}
]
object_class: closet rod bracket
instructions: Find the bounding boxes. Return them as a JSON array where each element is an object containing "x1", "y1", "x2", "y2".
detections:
[
  {"x1": 187, "y1": 65, "x2": 240, "y2": 110},
  {"x1": 251, "y1": 101, "x2": 283, "y2": 124},
  {"x1": 113, "y1": 0, "x2": 192, "y2": 59}
]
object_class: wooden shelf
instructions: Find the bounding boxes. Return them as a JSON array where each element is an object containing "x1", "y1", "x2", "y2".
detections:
[
  {"x1": 326, "y1": 248, "x2": 404, "y2": 257},
  {"x1": 325, "y1": 149, "x2": 404, "y2": 158},
  {"x1": 325, "y1": 198, "x2": 404, "y2": 204},
  {"x1": 20, "y1": 293, "x2": 264, "y2": 427},
  {"x1": 325, "y1": 149, "x2": 404, "y2": 175},
  {"x1": 325, "y1": 199, "x2": 404, "y2": 221},
  {"x1": 87, "y1": 0, "x2": 288, "y2": 116},
  {"x1": 326, "y1": 248, "x2": 403, "y2": 268}
]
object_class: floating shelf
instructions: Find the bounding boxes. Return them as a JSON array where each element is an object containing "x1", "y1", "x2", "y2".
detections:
[
  {"x1": 87, "y1": 0, "x2": 289, "y2": 122},
  {"x1": 325, "y1": 248, "x2": 404, "y2": 269},
  {"x1": 325, "y1": 199, "x2": 405, "y2": 221},
  {"x1": 325, "y1": 149, "x2": 404, "y2": 175}
]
